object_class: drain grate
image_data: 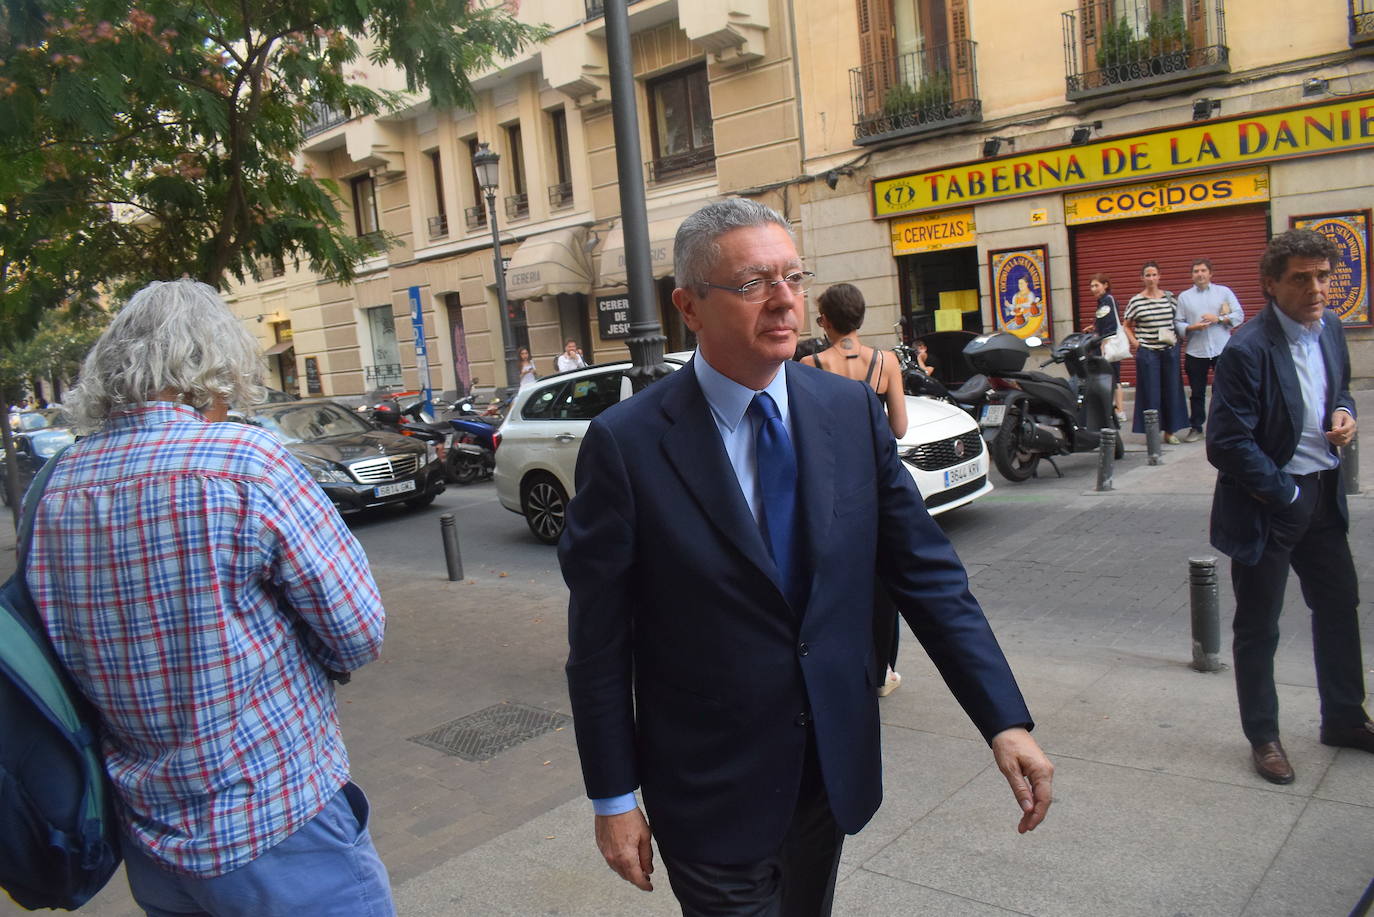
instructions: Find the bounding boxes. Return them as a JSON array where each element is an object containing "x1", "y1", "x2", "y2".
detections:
[{"x1": 409, "y1": 703, "x2": 571, "y2": 762}]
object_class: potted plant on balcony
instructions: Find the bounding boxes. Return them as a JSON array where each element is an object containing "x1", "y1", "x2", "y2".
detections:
[
  {"x1": 1144, "y1": 2, "x2": 1189, "y2": 74},
  {"x1": 1095, "y1": 17, "x2": 1138, "y2": 85},
  {"x1": 881, "y1": 69, "x2": 953, "y2": 129}
]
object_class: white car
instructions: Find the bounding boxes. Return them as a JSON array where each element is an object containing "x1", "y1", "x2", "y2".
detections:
[{"x1": 495, "y1": 358, "x2": 992, "y2": 544}]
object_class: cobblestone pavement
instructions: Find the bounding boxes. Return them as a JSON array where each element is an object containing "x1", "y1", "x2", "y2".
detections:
[{"x1": 5, "y1": 393, "x2": 1373, "y2": 916}]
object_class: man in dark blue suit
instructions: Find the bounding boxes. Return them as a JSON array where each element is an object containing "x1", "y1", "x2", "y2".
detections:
[
  {"x1": 560, "y1": 199, "x2": 1052, "y2": 916},
  {"x1": 1207, "y1": 228, "x2": 1372, "y2": 786}
]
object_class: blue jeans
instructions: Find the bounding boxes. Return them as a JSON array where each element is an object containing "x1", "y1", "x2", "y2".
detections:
[
  {"x1": 1132, "y1": 345, "x2": 1189, "y2": 434},
  {"x1": 120, "y1": 782, "x2": 395, "y2": 917}
]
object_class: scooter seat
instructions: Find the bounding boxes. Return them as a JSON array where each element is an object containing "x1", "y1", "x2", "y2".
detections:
[{"x1": 947, "y1": 374, "x2": 989, "y2": 404}]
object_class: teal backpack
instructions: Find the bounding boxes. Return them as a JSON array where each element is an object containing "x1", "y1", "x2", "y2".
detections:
[{"x1": 0, "y1": 449, "x2": 121, "y2": 909}]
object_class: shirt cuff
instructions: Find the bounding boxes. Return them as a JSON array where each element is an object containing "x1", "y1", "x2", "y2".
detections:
[
  {"x1": 592, "y1": 792, "x2": 638, "y2": 816},
  {"x1": 1289, "y1": 485, "x2": 1300, "y2": 504}
]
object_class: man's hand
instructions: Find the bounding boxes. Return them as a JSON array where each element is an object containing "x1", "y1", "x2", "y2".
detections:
[
  {"x1": 1327, "y1": 410, "x2": 1357, "y2": 448},
  {"x1": 990, "y1": 727, "x2": 1054, "y2": 834},
  {"x1": 595, "y1": 809, "x2": 655, "y2": 891}
]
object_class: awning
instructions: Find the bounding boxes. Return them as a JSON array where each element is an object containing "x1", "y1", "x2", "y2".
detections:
[
  {"x1": 597, "y1": 218, "x2": 680, "y2": 287},
  {"x1": 503, "y1": 226, "x2": 595, "y2": 300},
  {"x1": 263, "y1": 341, "x2": 295, "y2": 356}
]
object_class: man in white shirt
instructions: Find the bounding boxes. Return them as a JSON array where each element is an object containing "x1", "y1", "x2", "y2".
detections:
[
  {"x1": 1176, "y1": 259, "x2": 1243, "y2": 441},
  {"x1": 556, "y1": 339, "x2": 587, "y2": 372}
]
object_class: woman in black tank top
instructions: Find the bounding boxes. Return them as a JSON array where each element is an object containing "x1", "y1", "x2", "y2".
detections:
[{"x1": 809, "y1": 284, "x2": 907, "y2": 438}]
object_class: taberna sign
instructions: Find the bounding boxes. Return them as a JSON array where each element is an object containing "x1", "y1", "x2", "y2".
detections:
[
  {"x1": 872, "y1": 94, "x2": 1374, "y2": 218},
  {"x1": 1063, "y1": 166, "x2": 1270, "y2": 225}
]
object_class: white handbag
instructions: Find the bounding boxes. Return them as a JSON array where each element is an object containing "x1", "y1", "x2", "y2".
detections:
[{"x1": 1102, "y1": 307, "x2": 1130, "y2": 362}]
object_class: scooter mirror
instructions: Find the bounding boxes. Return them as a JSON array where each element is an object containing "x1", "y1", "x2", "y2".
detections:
[{"x1": 1025, "y1": 335, "x2": 1044, "y2": 348}]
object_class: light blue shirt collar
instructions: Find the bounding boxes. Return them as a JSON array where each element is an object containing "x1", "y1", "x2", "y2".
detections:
[
  {"x1": 693, "y1": 352, "x2": 790, "y2": 432},
  {"x1": 1272, "y1": 304, "x2": 1324, "y2": 344}
]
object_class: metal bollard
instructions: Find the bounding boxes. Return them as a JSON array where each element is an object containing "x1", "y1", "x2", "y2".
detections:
[
  {"x1": 1144, "y1": 408, "x2": 1162, "y2": 466},
  {"x1": 1341, "y1": 430, "x2": 1360, "y2": 495},
  {"x1": 1189, "y1": 556, "x2": 1223, "y2": 672},
  {"x1": 440, "y1": 513, "x2": 464, "y2": 582},
  {"x1": 1096, "y1": 427, "x2": 1115, "y2": 492}
]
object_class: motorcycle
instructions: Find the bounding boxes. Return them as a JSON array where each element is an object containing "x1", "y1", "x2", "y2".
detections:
[
  {"x1": 443, "y1": 380, "x2": 503, "y2": 486},
  {"x1": 893, "y1": 335, "x2": 993, "y2": 419},
  {"x1": 963, "y1": 330, "x2": 1123, "y2": 482},
  {"x1": 358, "y1": 396, "x2": 452, "y2": 464}
]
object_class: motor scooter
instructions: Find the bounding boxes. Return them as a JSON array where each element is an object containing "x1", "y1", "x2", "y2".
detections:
[
  {"x1": 893, "y1": 335, "x2": 992, "y2": 418},
  {"x1": 444, "y1": 380, "x2": 502, "y2": 486},
  {"x1": 963, "y1": 331, "x2": 1123, "y2": 482},
  {"x1": 358, "y1": 397, "x2": 452, "y2": 465}
]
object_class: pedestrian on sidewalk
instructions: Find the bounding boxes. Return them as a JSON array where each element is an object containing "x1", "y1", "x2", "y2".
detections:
[
  {"x1": 1176, "y1": 258, "x2": 1243, "y2": 442},
  {"x1": 809, "y1": 282, "x2": 908, "y2": 698},
  {"x1": 1123, "y1": 261, "x2": 1189, "y2": 443},
  {"x1": 561, "y1": 198, "x2": 1052, "y2": 916},
  {"x1": 27, "y1": 279, "x2": 395, "y2": 915},
  {"x1": 1081, "y1": 271, "x2": 1127, "y2": 424},
  {"x1": 556, "y1": 338, "x2": 588, "y2": 372},
  {"x1": 1206, "y1": 229, "x2": 1372, "y2": 786}
]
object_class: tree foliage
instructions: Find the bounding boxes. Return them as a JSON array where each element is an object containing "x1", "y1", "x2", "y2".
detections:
[
  {"x1": 0, "y1": 0, "x2": 544, "y2": 343},
  {"x1": 0, "y1": 301, "x2": 108, "y2": 402}
]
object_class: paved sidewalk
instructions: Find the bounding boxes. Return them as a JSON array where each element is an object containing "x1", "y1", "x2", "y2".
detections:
[{"x1": 5, "y1": 394, "x2": 1373, "y2": 916}]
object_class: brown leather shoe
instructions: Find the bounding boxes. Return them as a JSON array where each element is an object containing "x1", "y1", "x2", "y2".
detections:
[
  {"x1": 1320, "y1": 720, "x2": 1374, "y2": 753},
  {"x1": 1251, "y1": 740, "x2": 1295, "y2": 785}
]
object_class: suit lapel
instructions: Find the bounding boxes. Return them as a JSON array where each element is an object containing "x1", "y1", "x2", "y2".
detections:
[
  {"x1": 786, "y1": 365, "x2": 835, "y2": 616},
  {"x1": 1261, "y1": 305, "x2": 1304, "y2": 439},
  {"x1": 1319, "y1": 312, "x2": 1341, "y2": 423},
  {"x1": 659, "y1": 364, "x2": 782, "y2": 594}
]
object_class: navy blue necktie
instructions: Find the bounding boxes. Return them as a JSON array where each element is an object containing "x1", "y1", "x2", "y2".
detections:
[{"x1": 749, "y1": 392, "x2": 800, "y2": 604}]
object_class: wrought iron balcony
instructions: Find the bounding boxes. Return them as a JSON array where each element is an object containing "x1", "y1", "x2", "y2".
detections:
[
  {"x1": 254, "y1": 256, "x2": 285, "y2": 279},
  {"x1": 548, "y1": 182, "x2": 574, "y2": 210},
  {"x1": 303, "y1": 101, "x2": 349, "y2": 138},
  {"x1": 1063, "y1": 0, "x2": 1229, "y2": 100},
  {"x1": 364, "y1": 364, "x2": 404, "y2": 387},
  {"x1": 427, "y1": 214, "x2": 449, "y2": 239},
  {"x1": 585, "y1": 0, "x2": 603, "y2": 18},
  {"x1": 505, "y1": 193, "x2": 529, "y2": 220},
  {"x1": 646, "y1": 146, "x2": 716, "y2": 183},
  {"x1": 1352, "y1": 0, "x2": 1374, "y2": 45},
  {"x1": 464, "y1": 205, "x2": 487, "y2": 231},
  {"x1": 849, "y1": 40, "x2": 981, "y2": 145}
]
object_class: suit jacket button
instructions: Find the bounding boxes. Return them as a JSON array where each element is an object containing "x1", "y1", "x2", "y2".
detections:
[
  {"x1": 798, "y1": 643, "x2": 809, "y2": 656},
  {"x1": 795, "y1": 712, "x2": 811, "y2": 727}
]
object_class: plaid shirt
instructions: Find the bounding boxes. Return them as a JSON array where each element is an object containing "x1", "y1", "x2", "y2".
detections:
[{"x1": 27, "y1": 403, "x2": 385, "y2": 877}]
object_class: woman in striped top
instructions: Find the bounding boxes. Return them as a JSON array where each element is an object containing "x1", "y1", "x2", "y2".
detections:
[{"x1": 1123, "y1": 261, "x2": 1189, "y2": 443}]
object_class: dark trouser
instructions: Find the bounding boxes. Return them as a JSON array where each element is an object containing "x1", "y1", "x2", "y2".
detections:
[
  {"x1": 661, "y1": 734, "x2": 844, "y2": 917},
  {"x1": 1184, "y1": 353, "x2": 1218, "y2": 432},
  {"x1": 1131, "y1": 345, "x2": 1189, "y2": 434},
  {"x1": 1231, "y1": 469, "x2": 1367, "y2": 746}
]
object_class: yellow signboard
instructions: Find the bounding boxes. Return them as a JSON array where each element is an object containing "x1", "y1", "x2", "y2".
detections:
[
  {"x1": 1064, "y1": 166, "x2": 1270, "y2": 225},
  {"x1": 889, "y1": 209, "x2": 976, "y2": 255},
  {"x1": 873, "y1": 95, "x2": 1374, "y2": 218}
]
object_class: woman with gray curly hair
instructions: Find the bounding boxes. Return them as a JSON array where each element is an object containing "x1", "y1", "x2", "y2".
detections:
[
  {"x1": 66, "y1": 278, "x2": 265, "y2": 433},
  {"x1": 30, "y1": 278, "x2": 394, "y2": 914}
]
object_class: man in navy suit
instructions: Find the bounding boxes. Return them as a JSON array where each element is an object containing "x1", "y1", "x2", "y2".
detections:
[
  {"x1": 560, "y1": 199, "x2": 1052, "y2": 916},
  {"x1": 1207, "y1": 228, "x2": 1372, "y2": 786}
]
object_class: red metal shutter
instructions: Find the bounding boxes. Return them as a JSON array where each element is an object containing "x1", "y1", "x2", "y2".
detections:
[{"x1": 1068, "y1": 204, "x2": 1270, "y2": 384}]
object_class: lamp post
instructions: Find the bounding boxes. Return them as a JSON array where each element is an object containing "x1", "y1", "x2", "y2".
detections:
[{"x1": 473, "y1": 142, "x2": 518, "y2": 387}]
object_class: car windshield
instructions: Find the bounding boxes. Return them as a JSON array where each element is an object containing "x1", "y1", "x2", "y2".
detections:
[
  {"x1": 13, "y1": 412, "x2": 48, "y2": 432},
  {"x1": 251, "y1": 402, "x2": 373, "y2": 443},
  {"x1": 28, "y1": 428, "x2": 76, "y2": 457}
]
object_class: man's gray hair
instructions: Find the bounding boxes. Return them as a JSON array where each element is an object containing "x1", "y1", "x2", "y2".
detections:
[
  {"x1": 66, "y1": 279, "x2": 265, "y2": 433},
  {"x1": 674, "y1": 198, "x2": 794, "y2": 290}
]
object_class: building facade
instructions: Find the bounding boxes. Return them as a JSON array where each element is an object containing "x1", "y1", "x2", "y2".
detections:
[{"x1": 797, "y1": 0, "x2": 1374, "y2": 385}]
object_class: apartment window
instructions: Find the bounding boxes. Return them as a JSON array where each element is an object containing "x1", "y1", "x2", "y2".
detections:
[
  {"x1": 504, "y1": 123, "x2": 529, "y2": 220},
  {"x1": 648, "y1": 64, "x2": 714, "y2": 181},
  {"x1": 351, "y1": 174, "x2": 380, "y2": 238},
  {"x1": 548, "y1": 108, "x2": 573, "y2": 210},
  {"x1": 465, "y1": 137, "x2": 487, "y2": 231},
  {"x1": 427, "y1": 150, "x2": 448, "y2": 239}
]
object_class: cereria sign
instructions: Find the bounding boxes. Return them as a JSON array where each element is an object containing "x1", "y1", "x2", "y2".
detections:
[{"x1": 873, "y1": 95, "x2": 1374, "y2": 218}]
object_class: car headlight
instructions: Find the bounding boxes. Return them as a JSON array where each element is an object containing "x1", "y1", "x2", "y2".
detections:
[{"x1": 297, "y1": 454, "x2": 352, "y2": 484}]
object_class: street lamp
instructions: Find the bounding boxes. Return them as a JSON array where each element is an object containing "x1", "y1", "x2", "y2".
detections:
[{"x1": 473, "y1": 141, "x2": 518, "y2": 387}]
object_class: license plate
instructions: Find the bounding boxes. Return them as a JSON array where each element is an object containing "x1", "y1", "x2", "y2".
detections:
[
  {"x1": 980, "y1": 404, "x2": 1006, "y2": 428},
  {"x1": 944, "y1": 460, "x2": 979, "y2": 487},
  {"x1": 375, "y1": 479, "x2": 417, "y2": 498}
]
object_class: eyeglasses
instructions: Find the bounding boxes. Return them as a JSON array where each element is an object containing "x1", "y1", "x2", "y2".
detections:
[{"x1": 701, "y1": 271, "x2": 814, "y2": 304}]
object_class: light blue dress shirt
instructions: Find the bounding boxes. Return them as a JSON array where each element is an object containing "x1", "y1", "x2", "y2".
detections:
[
  {"x1": 1273, "y1": 308, "x2": 1343, "y2": 500},
  {"x1": 590, "y1": 353, "x2": 793, "y2": 818},
  {"x1": 1176, "y1": 283, "x2": 1243, "y2": 358}
]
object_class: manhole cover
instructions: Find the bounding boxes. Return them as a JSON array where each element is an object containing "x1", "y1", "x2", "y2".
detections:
[{"x1": 409, "y1": 703, "x2": 571, "y2": 761}]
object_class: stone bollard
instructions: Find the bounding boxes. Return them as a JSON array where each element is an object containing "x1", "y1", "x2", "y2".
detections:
[
  {"x1": 440, "y1": 513, "x2": 464, "y2": 582},
  {"x1": 1189, "y1": 556, "x2": 1223, "y2": 673},
  {"x1": 1340, "y1": 431, "x2": 1360, "y2": 495},
  {"x1": 1144, "y1": 408, "x2": 1162, "y2": 466},
  {"x1": 1096, "y1": 428, "x2": 1115, "y2": 492}
]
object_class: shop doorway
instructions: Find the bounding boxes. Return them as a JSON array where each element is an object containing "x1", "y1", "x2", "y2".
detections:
[
  {"x1": 444, "y1": 293, "x2": 471, "y2": 394},
  {"x1": 897, "y1": 248, "x2": 981, "y2": 340}
]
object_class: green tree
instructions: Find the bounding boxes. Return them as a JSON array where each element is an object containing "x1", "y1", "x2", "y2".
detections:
[{"x1": 0, "y1": 0, "x2": 544, "y2": 342}]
